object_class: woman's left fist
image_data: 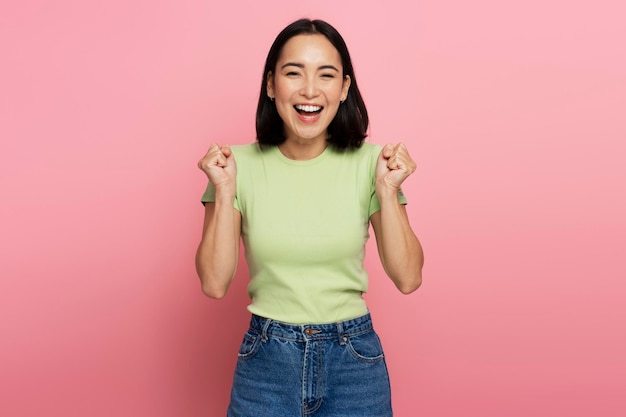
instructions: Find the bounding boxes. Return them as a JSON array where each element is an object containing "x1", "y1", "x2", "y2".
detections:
[{"x1": 375, "y1": 143, "x2": 416, "y2": 192}]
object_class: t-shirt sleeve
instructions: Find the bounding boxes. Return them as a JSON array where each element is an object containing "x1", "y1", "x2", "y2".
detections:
[
  {"x1": 200, "y1": 182, "x2": 215, "y2": 205},
  {"x1": 368, "y1": 144, "x2": 408, "y2": 217}
]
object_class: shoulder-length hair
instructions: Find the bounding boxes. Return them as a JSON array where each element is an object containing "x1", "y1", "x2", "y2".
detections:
[{"x1": 256, "y1": 19, "x2": 369, "y2": 149}]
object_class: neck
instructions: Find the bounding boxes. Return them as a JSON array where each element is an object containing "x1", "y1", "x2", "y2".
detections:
[{"x1": 278, "y1": 138, "x2": 328, "y2": 161}]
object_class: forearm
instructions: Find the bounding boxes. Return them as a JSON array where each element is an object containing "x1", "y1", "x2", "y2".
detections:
[
  {"x1": 376, "y1": 192, "x2": 424, "y2": 294},
  {"x1": 195, "y1": 193, "x2": 240, "y2": 299}
]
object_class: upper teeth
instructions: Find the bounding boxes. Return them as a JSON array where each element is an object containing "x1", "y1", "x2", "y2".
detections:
[{"x1": 296, "y1": 105, "x2": 322, "y2": 112}]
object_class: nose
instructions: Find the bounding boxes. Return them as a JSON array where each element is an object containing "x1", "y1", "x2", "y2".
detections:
[{"x1": 300, "y1": 76, "x2": 320, "y2": 98}]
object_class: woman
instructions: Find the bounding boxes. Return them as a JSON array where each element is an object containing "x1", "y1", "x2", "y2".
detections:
[{"x1": 196, "y1": 18, "x2": 423, "y2": 417}]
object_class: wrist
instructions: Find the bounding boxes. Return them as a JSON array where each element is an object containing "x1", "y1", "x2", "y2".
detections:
[
  {"x1": 375, "y1": 180, "x2": 400, "y2": 199},
  {"x1": 213, "y1": 185, "x2": 236, "y2": 203}
]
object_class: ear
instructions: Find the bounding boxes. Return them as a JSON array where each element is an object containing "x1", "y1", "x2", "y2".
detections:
[
  {"x1": 341, "y1": 75, "x2": 351, "y2": 102},
  {"x1": 266, "y1": 71, "x2": 274, "y2": 99}
]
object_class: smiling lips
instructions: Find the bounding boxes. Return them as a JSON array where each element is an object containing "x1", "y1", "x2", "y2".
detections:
[{"x1": 295, "y1": 104, "x2": 323, "y2": 122}]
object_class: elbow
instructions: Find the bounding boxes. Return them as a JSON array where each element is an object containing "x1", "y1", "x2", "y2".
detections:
[
  {"x1": 201, "y1": 282, "x2": 228, "y2": 299},
  {"x1": 196, "y1": 256, "x2": 234, "y2": 299},
  {"x1": 198, "y1": 271, "x2": 230, "y2": 299},
  {"x1": 397, "y1": 274, "x2": 422, "y2": 295},
  {"x1": 202, "y1": 287, "x2": 227, "y2": 299}
]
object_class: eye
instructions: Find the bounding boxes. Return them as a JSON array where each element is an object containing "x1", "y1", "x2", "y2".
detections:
[
  {"x1": 321, "y1": 73, "x2": 336, "y2": 79},
  {"x1": 285, "y1": 71, "x2": 300, "y2": 77}
]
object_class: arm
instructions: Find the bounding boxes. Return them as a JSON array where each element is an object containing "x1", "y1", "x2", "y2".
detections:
[
  {"x1": 195, "y1": 144, "x2": 241, "y2": 299},
  {"x1": 370, "y1": 143, "x2": 424, "y2": 294}
]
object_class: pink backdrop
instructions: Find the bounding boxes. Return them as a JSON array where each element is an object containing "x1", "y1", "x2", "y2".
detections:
[{"x1": 1, "y1": 1, "x2": 625, "y2": 416}]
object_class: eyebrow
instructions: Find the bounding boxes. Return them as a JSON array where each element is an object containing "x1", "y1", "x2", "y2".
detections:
[{"x1": 280, "y1": 62, "x2": 340, "y2": 72}]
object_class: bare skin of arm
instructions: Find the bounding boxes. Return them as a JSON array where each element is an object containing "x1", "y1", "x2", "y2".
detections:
[
  {"x1": 195, "y1": 144, "x2": 241, "y2": 299},
  {"x1": 370, "y1": 143, "x2": 424, "y2": 294}
]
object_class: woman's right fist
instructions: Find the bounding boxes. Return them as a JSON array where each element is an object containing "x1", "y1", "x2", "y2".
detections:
[{"x1": 198, "y1": 144, "x2": 237, "y2": 191}]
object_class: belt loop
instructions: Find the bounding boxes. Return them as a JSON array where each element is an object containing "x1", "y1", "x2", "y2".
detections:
[
  {"x1": 261, "y1": 318, "x2": 272, "y2": 343},
  {"x1": 337, "y1": 321, "x2": 347, "y2": 346}
]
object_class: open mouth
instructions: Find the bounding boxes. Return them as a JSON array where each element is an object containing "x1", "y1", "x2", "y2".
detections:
[{"x1": 294, "y1": 104, "x2": 323, "y2": 117}]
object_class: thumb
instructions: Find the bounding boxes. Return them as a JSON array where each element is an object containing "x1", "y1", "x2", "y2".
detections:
[
  {"x1": 376, "y1": 145, "x2": 393, "y2": 177},
  {"x1": 381, "y1": 144, "x2": 394, "y2": 158},
  {"x1": 220, "y1": 144, "x2": 232, "y2": 158}
]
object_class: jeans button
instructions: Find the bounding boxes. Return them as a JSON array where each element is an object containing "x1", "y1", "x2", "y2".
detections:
[{"x1": 305, "y1": 328, "x2": 321, "y2": 336}]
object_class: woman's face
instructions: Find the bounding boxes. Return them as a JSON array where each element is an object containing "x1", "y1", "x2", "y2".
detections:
[{"x1": 267, "y1": 34, "x2": 351, "y2": 145}]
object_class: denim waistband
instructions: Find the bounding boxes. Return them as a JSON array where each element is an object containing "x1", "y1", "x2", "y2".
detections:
[{"x1": 249, "y1": 313, "x2": 374, "y2": 342}]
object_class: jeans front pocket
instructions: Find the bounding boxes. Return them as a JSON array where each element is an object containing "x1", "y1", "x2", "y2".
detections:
[
  {"x1": 237, "y1": 330, "x2": 261, "y2": 360},
  {"x1": 345, "y1": 329, "x2": 385, "y2": 364}
]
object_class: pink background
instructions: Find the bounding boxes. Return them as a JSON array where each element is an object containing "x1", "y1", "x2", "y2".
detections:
[{"x1": 1, "y1": 1, "x2": 625, "y2": 416}]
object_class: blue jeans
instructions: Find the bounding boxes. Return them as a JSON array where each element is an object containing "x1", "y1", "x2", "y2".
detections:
[{"x1": 227, "y1": 313, "x2": 393, "y2": 417}]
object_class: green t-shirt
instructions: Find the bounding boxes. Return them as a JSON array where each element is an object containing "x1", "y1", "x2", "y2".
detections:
[{"x1": 201, "y1": 142, "x2": 406, "y2": 324}]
